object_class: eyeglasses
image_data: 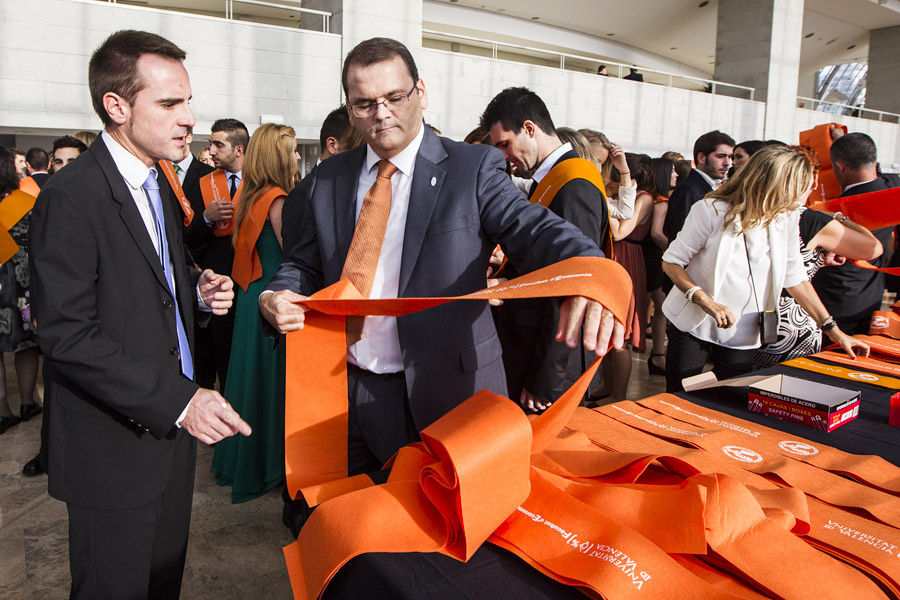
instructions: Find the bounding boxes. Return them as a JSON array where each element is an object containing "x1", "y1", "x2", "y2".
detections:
[{"x1": 350, "y1": 85, "x2": 418, "y2": 118}]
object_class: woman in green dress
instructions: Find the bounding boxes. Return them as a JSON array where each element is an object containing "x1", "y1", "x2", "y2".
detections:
[{"x1": 212, "y1": 123, "x2": 296, "y2": 502}]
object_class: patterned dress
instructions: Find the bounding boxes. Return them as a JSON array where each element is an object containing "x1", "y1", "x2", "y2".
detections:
[
  {"x1": 752, "y1": 208, "x2": 831, "y2": 369},
  {"x1": 0, "y1": 211, "x2": 37, "y2": 353}
]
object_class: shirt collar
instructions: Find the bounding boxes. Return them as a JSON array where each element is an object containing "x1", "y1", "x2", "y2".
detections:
[
  {"x1": 843, "y1": 178, "x2": 877, "y2": 193},
  {"x1": 532, "y1": 142, "x2": 573, "y2": 184},
  {"x1": 364, "y1": 121, "x2": 425, "y2": 177},
  {"x1": 101, "y1": 130, "x2": 153, "y2": 191},
  {"x1": 693, "y1": 167, "x2": 719, "y2": 190},
  {"x1": 176, "y1": 153, "x2": 193, "y2": 172}
]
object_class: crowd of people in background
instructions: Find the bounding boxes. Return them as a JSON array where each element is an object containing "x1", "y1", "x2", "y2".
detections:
[{"x1": 1, "y1": 29, "x2": 898, "y2": 598}]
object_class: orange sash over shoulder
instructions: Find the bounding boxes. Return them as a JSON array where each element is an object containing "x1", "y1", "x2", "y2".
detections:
[
  {"x1": 0, "y1": 189, "x2": 36, "y2": 264},
  {"x1": 800, "y1": 123, "x2": 846, "y2": 203},
  {"x1": 531, "y1": 157, "x2": 614, "y2": 258},
  {"x1": 199, "y1": 169, "x2": 239, "y2": 237},
  {"x1": 232, "y1": 186, "x2": 285, "y2": 291},
  {"x1": 18, "y1": 176, "x2": 40, "y2": 198},
  {"x1": 158, "y1": 161, "x2": 194, "y2": 227}
]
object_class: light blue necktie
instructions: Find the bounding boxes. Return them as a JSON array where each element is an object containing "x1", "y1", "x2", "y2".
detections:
[{"x1": 142, "y1": 171, "x2": 194, "y2": 379}]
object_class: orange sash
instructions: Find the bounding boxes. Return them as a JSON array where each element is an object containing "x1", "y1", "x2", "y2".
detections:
[
  {"x1": 0, "y1": 189, "x2": 36, "y2": 264},
  {"x1": 231, "y1": 186, "x2": 285, "y2": 291},
  {"x1": 18, "y1": 176, "x2": 40, "y2": 198},
  {"x1": 813, "y1": 349, "x2": 900, "y2": 377},
  {"x1": 783, "y1": 356, "x2": 900, "y2": 390},
  {"x1": 807, "y1": 187, "x2": 900, "y2": 231},
  {"x1": 870, "y1": 310, "x2": 900, "y2": 339},
  {"x1": 199, "y1": 169, "x2": 239, "y2": 237},
  {"x1": 800, "y1": 123, "x2": 845, "y2": 203},
  {"x1": 158, "y1": 161, "x2": 194, "y2": 227}
]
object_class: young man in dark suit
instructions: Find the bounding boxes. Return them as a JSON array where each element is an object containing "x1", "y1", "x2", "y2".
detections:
[
  {"x1": 479, "y1": 86, "x2": 609, "y2": 413},
  {"x1": 813, "y1": 132, "x2": 895, "y2": 333},
  {"x1": 260, "y1": 37, "x2": 623, "y2": 477},
  {"x1": 30, "y1": 29, "x2": 250, "y2": 599},
  {"x1": 663, "y1": 130, "x2": 734, "y2": 242}
]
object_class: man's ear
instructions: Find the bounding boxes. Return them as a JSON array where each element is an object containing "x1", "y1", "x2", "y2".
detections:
[
  {"x1": 695, "y1": 152, "x2": 707, "y2": 167},
  {"x1": 522, "y1": 120, "x2": 537, "y2": 138},
  {"x1": 102, "y1": 92, "x2": 130, "y2": 126},
  {"x1": 325, "y1": 136, "x2": 341, "y2": 156},
  {"x1": 234, "y1": 144, "x2": 245, "y2": 158}
]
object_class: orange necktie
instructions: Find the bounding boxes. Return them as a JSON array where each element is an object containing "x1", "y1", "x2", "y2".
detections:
[{"x1": 341, "y1": 159, "x2": 398, "y2": 345}]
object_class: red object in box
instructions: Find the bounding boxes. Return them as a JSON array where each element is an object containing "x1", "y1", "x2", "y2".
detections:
[
  {"x1": 890, "y1": 392, "x2": 900, "y2": 428},
  {"x1": 748, "y1": 375, "x2": 860, "y2": 432}
]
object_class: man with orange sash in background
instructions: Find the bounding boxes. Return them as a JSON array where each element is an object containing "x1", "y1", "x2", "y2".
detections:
[
  {"x1": 260, "y1": 37, "x2": 622, "y2": 486},
  {"x1": 194, "y1": 118, "x2": 248, "y2": 389},
  {"x1": 479, "y1": 87, "x2": 611, "y2": 413}
]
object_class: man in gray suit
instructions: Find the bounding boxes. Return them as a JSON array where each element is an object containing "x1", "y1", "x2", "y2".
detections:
[{"x1": 260, "y1": 37, "x2": 623, "y2": 476}]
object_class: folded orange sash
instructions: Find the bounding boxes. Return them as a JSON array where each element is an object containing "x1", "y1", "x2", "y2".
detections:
[
  {"x1": 199, "y1": 169, "x2": 239, "y2": 237},
  {"x1": 813, "y1": 349, "x2": 900, "y2": 377},
  {"x1": 870, "y1": 311, "x2": 900, "y2": 339},
  {"x1": 783, "y1": 356, "x2": 900, "y2": 390},
  {"x1": 0, "y1": 189, "x2": 36, "y2": 264},
  {"x1": 232, "y1": 186, "x2": 285, "y2": 291},
  {"x1": 18, "y1": 176, "x2": 40, "y2": 198},
  {"x1": 158, "y1": 160, "x2": 194, "y2": 227}
]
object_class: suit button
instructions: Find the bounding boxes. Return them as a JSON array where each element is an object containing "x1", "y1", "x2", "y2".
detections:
[
  {"x1": 170, "y1": 346, "x2": 180, "y2": 358},
  {"x1": 162, "y1": 298, "x2": 173, "y2": 309}
]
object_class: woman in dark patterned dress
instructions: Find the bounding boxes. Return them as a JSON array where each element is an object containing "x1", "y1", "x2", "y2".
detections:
[{"x1": 753, "y1": 206, "x2": 882, "y2": 368}]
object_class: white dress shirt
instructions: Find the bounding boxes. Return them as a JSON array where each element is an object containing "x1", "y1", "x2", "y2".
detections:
[
  {"x1": 694, "y1": 167, "x2": 720, "y2": 190},
  {"x1": 348, "y1": 123, "x2": 425, "y2": 374},
  {"x1": 174, "y1": 153, "x2": 193, "y2": 185},
  {"x1": 532, "y1": 142, "x2": 573, "y2": 185}
]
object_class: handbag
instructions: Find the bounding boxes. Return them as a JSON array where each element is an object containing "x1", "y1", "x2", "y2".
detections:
[{"x1": 743, "y1": 234, "x2": 779, "y2": 345}]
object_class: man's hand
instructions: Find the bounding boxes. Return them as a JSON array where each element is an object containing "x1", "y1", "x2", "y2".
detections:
[
  {"x1": 520, "y1": 388, "x2": 551, "y2": 413},
  {"x1": 486, "y1": 277, "x2": 507, "y2": 306},
  {"x1": 204, "y1": 199, "x2": 234, "y2": 223},
  {"x1": 259, "y1": 290, "x2": 309, "y2": 333},
  {"x1": 556, "y1": 296, "x2": 625, "y2": 356},
  {"x1": 180, "y1": 388, "x2": 252, "y2": 445},
  {"x1": 199, "y1": 269, "x2": 234, "y2": 315}
]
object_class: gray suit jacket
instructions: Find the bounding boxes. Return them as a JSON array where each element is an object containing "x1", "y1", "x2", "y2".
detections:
[{"x1": 267, "y1": 127, "x2": 601, "y2": 431}]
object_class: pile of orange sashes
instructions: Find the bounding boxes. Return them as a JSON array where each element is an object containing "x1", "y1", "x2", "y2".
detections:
[{"x1": 282, "y1": 257, "x2": 900, "y2": 600}]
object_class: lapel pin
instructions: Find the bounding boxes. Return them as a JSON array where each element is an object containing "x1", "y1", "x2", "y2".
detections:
[{"x1": 430, "y1": 176, "x2": 437, "y2": 187}]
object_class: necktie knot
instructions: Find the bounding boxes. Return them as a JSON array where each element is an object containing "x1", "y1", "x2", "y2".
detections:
[
  {"x1": 173, "y1": 164, "x2": 182, "y2": 174},
  {"x1": 142, "y1": 170, "x2": 159, "y2": 192},
  {"x1": 376, "y1": 160, "x2": 398, "y2": 180}
]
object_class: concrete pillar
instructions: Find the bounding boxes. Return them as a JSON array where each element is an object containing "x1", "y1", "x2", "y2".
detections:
[
  {"x1": 714, "y1": 0, "x2": 803, "y2": 141},
  {"x1": 867, "y1": 25, "x2": 900, "y2": 117},
  {"x1": 303, "y1": 0, "x2": 423, "y2": 75}
]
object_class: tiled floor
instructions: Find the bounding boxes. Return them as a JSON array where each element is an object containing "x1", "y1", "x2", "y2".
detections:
[{"x1": 0, "y1": 349, "x2": 665, "y2": 599}]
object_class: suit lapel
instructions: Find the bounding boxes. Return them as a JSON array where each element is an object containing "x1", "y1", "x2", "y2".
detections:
[
  {"x1": 336, "y1": 148, "x2": 366, "y2": 267},
  {"x1": 399, "y1": 128, "x2": 447, "y2": 296}
]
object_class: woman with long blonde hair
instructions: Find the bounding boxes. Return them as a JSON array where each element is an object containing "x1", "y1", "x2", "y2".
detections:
[
  {"x1": 212, "y1": 123, "x2": 296, "y2": 503},
  {"x1": 661, "y1": 145, "x2": 868, "y2": 391}
]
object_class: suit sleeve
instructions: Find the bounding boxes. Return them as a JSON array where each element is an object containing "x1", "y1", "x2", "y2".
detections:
[
  {"x1": 266, "y1": 170, "x2": 324, "y2": 296},
  {"x1": 281, "y1": 175, "x2": 313, "y2": 258},
  {"x1": 664, "y1": 184, "x2": 691, "y2": 243},
  {"x1": 30, "y1": 184, "x2": 198, "y2": 438}
]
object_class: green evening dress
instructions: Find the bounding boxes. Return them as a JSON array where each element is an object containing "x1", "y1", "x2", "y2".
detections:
[{"x1": 211, "y1": 222, "x2": 285, "y2": 503}]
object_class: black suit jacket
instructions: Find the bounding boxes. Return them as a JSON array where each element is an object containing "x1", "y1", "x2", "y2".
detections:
[
  {"x1": 812, "y1": 178, "x2": 893, "y2": 319},
  {"x1": 282, "y1": 164, "x2": 317, "y2": 257},
  {"x1": 496, "y1": 150, "x2": 609, "y2": 404},
  {"x1": 31, "y1": 137, "x2": 201, "y2": 510},
  {"x1": 268, "y1": 128, "x2": 601, "y2": 432},
  {"x1": 663, "y1": 168, "x2": 713, "y2": 242},
  {"x1": 32, "y1": 172, "x2": 50, "y2": 188}
]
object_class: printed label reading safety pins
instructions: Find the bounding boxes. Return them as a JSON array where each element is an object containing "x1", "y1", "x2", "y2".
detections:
[
  {"x1": 658, "y1": 400, "x2": 761, "y2": 438},
  {"x1": 611, "y1": 405, "x2": 706, "y2": 438},
  {"x1": 516, "y1": 507, "x2": 652, "y2": 589},
  {"x1": 823, "y1": 520, "x2": 898, "y2": 557},
  {"x1": 468, "y1": 273, "x2": 592, "y2": 296}
]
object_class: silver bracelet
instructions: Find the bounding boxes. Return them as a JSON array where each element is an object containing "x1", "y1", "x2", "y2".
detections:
[{"x1": 685, "y1": 285, "x2": 702, "y2": 304}]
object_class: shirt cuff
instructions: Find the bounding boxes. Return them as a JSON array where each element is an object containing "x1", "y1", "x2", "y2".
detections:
[
  {"x1": 197, "y1": 284, "x2": 211, "y2": 312},
  {"x1": 175, "y1": 399, "x2": 192, "y2": 428}
]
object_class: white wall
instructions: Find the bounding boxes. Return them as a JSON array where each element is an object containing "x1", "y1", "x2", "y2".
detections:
[{"x1": 0, "y1": 0, "x2": 343, "y2": 140}]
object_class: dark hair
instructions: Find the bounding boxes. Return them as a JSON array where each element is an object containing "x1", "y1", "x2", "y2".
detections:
[
  {"x1": 478, "y1": 86, "x2": 556, "y2": 135},
  {"x1": 341, "y1": 37, "x2": 419, "y2": 98},
  {"x1": 211, "y1": 118, "x2": 250, "y2": 150},
  {"x1": 765, "y1": 139, "x2": 788, "y2": 147},
  {"x1": 675, "y1": 159, "x2": 692, "y2": 182},
  {"x1": 693, "y1": 130, "x2": 735, "y2": 162},
  {"x1": 319, "y1": 106, "x2": 351, "y2": 152},
  {"x1": 0, "y1": 147, "x2": 18, "y2": 197},
  {"x1": 89, "y1": 30, "x2": 186, "y2": 127},
  {"x1": 831, "y1": 132, "x2": 877, "y2": 169},
  {"x1": 597, "y1": 64, "x2": 606, "y2": 74},
  {"x1": 25, "y1": 147, "x2": 49, "y2": 170},
  {"x1": 463, "y1": 126, "x2": 491, "y2": 145},
  {"x1": 612, "y1": 153, "x2": 653, "y2": 194},
  {"x1": 650, "y1": 157, "x2": 675, "y2": 198},
  {"x1": 735, "y1": 139, "x2": 766, "y2": 157},
  {"x1": 52, "y1": 135, "x2": 88, "y2": 154}
]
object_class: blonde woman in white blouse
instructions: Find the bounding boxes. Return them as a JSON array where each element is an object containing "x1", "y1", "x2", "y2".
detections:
[{"x1": 661, "y1": 145, "x2": 868, "y2": 392}]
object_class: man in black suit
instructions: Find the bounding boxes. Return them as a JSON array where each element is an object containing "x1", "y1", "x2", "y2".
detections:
[
  {"x1": 159, "y1": 127, "x2": 215, "y2": 260},
  {"x1": 260, "y1": 37, "x2": 623, "y2": 478},
  {"x1": 813, "y1": 133, "x2": 895, "y2": 333},
  {"x1": 479, "y1": 86, "x2": 609, "y2": 413},
  {"x1": 663, "y1": 130, "x2": 734, "y2": 242},
  {"x1": 623, "y1": 67, "x2": 644, "y2": 82},
  {"x1": 30, "y1": 30, "x2": 250, "y2": 599},
  {"x1": 24, "y1": 147, "x2": 51, "y2": 188}
]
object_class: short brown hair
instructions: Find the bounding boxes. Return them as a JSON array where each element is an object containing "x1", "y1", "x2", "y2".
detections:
[
  {"x1": 89, "y1": 30, "x2": 186, "y2": 127},
  {"x1": 341, "y1": 37, "x2": 419, "y2": 98}
]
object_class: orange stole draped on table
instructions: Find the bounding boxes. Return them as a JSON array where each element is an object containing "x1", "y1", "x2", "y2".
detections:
[
  {"x1": 199, "y1": 169, "x2": 239, "y2": 237},
  {"x1": 231, "y1": 186, "x2": 285, "y2": 292},
  {"x1": 158, "y1": 160, "x2": 194, "y2": 227},
  {"x1": 0, "y1": 189, "x2": 36, "y2": 264},
  {"x1": 281, "y1": 256, "x2": 899, "y2": 600}
]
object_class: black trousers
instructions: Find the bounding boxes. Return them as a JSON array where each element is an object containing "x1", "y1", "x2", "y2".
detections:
[
  {"x1": 346, "y1": 364, "x2": 417, "y2": 477},
  {"x1": 194, "y1": 310, "x2": 235, "y2": 390},
  {"x1": 665, "y1": 324, "x2": 755, "y2": 392},
  {"x1": 66, "y1": 432, "x2": 195, "y2": 600}
]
